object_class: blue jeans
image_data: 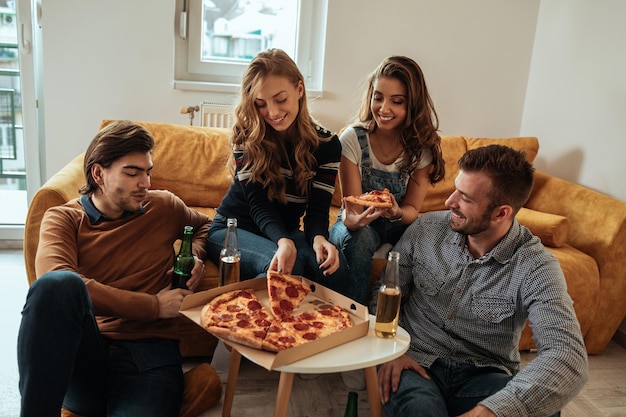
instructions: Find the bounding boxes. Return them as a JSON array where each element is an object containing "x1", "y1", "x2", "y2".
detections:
[
  {"x1": 382, "y1": 358, "x2": 561, "y2": 417},
  {"x1": 18, "y1": 271, "x2": 184, "y2": 417},
  {"x1": 329, "y1": 214, "x2": 406, "y2": 305},
  {"x1": 207, "y1": 214, "x2": 349, "y2": 295}
]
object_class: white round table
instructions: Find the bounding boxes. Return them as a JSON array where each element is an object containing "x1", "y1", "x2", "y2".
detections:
[{"x1": 222, "y1": 315, "x2": 410, "y2": 417}]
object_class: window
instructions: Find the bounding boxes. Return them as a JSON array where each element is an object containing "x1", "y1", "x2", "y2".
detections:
[{"x1": 174, "y1": 0, "x2": 328, "y2": 93}]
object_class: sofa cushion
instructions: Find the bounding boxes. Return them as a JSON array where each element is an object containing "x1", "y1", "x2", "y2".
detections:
[
  {"x1": 466, "y1": 137, "x2": 539, "y2": 163},
  {"x1": 100, "y1": 120, "x2": 233, "y2": 208},
  {"x1": 516, "y1": 208, "x2": 570, "y2": 248},
  {"x1": 419, "y1": 136, "x2": 468, "y2": 212}
]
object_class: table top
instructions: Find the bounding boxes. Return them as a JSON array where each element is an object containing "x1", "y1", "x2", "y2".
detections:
[{"x1": 268, "y1": 315, "x2": 410, "y2": 374}]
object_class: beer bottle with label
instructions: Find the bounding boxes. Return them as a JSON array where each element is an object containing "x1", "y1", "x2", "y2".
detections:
[
  {"x1": 172, "y1": 225, "x2": 195, "y2": 289},
  {"x1": 343, "y1": 391, "x2": 358, "y2": 417},
  {"x1": 219, "y1": 218, "x2": 241, "y2": 286},
  {"x1": 375, "y1": 251, "x2": 401, "y2": 338}
]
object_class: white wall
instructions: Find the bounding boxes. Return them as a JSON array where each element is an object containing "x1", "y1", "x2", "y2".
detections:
[
  {"x1": 522, "y1": 0, "x2": 626, "y2": 203},
  {"x1": 38, "y1": 0, "x2": 539, "y2": 178}
]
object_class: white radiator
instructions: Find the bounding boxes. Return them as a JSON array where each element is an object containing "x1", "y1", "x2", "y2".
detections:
[{"x1": 200, "y1": 102, "x2": 234, "y2": 128}]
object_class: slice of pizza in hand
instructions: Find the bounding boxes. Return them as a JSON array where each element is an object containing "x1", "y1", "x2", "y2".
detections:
[
  {"x1": 345, "y1": 188, "x2": 394, "y2": 208},
  {"x1": 267, "y1": 270, "x2": 311, "y2": 320}
]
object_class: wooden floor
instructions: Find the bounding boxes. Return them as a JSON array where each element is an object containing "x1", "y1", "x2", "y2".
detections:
[{"x1": 192, "y1": 342, "x2": 626, "y2": 417}]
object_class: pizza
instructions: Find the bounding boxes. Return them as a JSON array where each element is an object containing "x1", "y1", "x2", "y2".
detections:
[
  {"x1": 263, "y1": 306, "x2": 352, "y2": 352},
  {"x1": 200, "y1": 289, "x2": 273, "y2": 350},
  {"x1": 267, "y1": 269, "x2": 311, "y2": 320},
  {"x1": 200, "y1": 272, "x2": 352, "y2": 352},
  {"x1": 345, "y1": 188, "x2": 394, "y2": 208}
]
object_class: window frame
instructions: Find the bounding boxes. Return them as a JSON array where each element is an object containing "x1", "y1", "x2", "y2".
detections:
[{"x1": 173, "y1": 0, "x2": 328, "y2": 95}]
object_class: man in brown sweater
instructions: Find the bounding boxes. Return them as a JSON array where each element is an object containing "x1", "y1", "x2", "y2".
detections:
[{"x1": 17, "y1": 121, "x2": 213, "y2": 417}]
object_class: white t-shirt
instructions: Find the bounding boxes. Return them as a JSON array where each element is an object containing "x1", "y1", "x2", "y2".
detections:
[{"x1": 340, "y1": 126, "x2": 433, "y2": 174}]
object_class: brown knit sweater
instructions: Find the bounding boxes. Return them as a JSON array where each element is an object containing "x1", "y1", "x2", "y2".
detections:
[{"x1": 35, "y1": 189, "x2": 211, "y2": 341}]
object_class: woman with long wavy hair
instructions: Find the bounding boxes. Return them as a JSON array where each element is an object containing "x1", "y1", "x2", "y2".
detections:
[
  {"x1": 206, "y1": 49, "x2": 347, "y2": 289},
  {"x1": 329, "y1": 56, "x2": 445, "y2": 306}
]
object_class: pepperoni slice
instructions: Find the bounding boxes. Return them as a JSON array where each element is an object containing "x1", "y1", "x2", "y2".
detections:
[
  {"x1": 293, "y1": 322, "x2": 310, "y2": 331},
  {"x1": 285, "y1": 285, "x2": 300, "y2": 298},
  {"x1": 235, "y1": 312, "x2": 250, "y2": 320},
  {"x1": 226, "y1": 304, "x2": 242, "y2": 312},
  {"x1": 255, "y1": 318, "x2": 271, "y2": 327},
  {"x1": 302, "y1": 332, "x2": 318, "y2": 341},
  {"x1": 236, "y1": 320, "x2": 252, "y2": 328},
  {"x1": 247, "y1": 300, "x2": 262, "y2": 311},
  {"x1": 300, "y1": 312, "x2": 316, "y2": 321},
  {"x1": 237, "y1": 291, "x2": 253, "y2": 299},
  {"x1": 311, "y1": 321, "x2": 324, "y2": 329},
  {"x1": 278, "y1": 336, "x2": 296, "y2": 343},
  {"x1": 279, "y1": 299, "x2": 294, "y2": 311},
  {"x1": 270, "y1": 285, "x2": 280, "y2": 297},
  {"x1": 218, "y1": 313, "x2": 233, "y2": 322},
  {"x1": 253, "y1": 330, "x2": 266, "y2": 339}
]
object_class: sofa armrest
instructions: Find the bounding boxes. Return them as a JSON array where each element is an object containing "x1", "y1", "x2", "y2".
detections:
[
  {"x1": 526, "y1": 170, "x2": 626, "y2": 353},
  {"x1": 24, "y1": 153, "x2": 84, "y2": 285}
]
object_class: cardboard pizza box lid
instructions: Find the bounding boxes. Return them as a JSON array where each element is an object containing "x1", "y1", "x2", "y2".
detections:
[{"x1": 180, "y1": 276, "x2": 369, "y2": 370}]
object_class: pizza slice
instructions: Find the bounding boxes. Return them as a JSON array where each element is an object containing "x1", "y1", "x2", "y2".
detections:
[
  {"x1": 267, "y1": 270, "x2": 311, "y2": 320},
  {"x1": 262, "y1": 306, "x2": 353, "y2": 352},
  {"x1": 200, "y1": 289, "x2": 273, "y2": 350},
  {"x1": 286, "y1": 306, "x2": 353, "y2": 339},
  {"x1": 345, "y1": 188, "x2": 394, "y2": 208},
  {"x1": 261, "y1": 318, "x2": 301, "y2": 352}
]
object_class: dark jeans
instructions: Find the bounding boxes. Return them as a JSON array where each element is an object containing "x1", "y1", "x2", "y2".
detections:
[
  {"x1": 18, "y1": 271, "x2": 184, "y2": 417},
  {"x1": 382, "y1": 358, "x2": 561, "y2": 417}
]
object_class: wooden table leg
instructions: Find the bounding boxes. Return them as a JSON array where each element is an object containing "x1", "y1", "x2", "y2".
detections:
[
  {"x1": 364, "y1": 366, "x2": 382, "y2": 417},
  {"x1": 273, "y1": 372, "x2": 295, "y2": 417},
  {"x1": 222, "y1": 349, "x2": 242, "y2": 417}
]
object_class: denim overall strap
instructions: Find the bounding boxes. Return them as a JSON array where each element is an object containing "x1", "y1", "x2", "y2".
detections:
[{"x1": 355, "y1": 127, "x2": 408, "y2": 203}]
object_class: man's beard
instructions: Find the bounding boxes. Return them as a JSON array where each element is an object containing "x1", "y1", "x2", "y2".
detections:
[{"x1": 449, "y1": 209, "x2": 492, "y2": 236}]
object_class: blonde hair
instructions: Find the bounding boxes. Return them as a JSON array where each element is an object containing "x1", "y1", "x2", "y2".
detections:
[{"x1": 232, "y1": 49, "x2": 321, "y2": 203}]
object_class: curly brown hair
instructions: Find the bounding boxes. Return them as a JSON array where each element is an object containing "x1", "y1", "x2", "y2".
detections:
[{"x1": 357, "y1": 56, "x2": 445, "y2": 185}]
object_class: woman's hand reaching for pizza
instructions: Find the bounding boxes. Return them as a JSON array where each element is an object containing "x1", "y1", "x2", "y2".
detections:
[
  {"x1": 270, "y1": 238, "x2": 298, "y2": 275},
  {"x1": 312, "y1": 235, "x2": 341, "y2": 276},
  {"x1": 342, "y1": 197, "x2": 384, "y2": 230}
]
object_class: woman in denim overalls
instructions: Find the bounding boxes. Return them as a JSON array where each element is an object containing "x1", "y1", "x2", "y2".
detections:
[{"x1": 329, "y1": 56, "x2": 445, "y2": 305}]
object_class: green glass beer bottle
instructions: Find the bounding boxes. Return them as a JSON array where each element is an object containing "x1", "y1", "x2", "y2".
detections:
[
  {"x1": 172, "y1": 225, "x2": 194, "y2": 289},
  {"x1": 343, "y1": 391, "x2": 358, "y2": 417}
]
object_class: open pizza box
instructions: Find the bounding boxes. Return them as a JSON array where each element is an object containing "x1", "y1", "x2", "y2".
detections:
[{"x1": 180, "y1": 276, "x2": 370, "y2": 370}]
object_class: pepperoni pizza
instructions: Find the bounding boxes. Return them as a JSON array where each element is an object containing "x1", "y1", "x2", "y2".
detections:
[{"x1": 200, "y1": 271, "x2": 352, "y2": 352}]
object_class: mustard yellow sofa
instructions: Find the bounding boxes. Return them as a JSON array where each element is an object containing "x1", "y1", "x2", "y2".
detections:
[{"x1": 24, "y1": 120, "x2": 626, "y2": 357}]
